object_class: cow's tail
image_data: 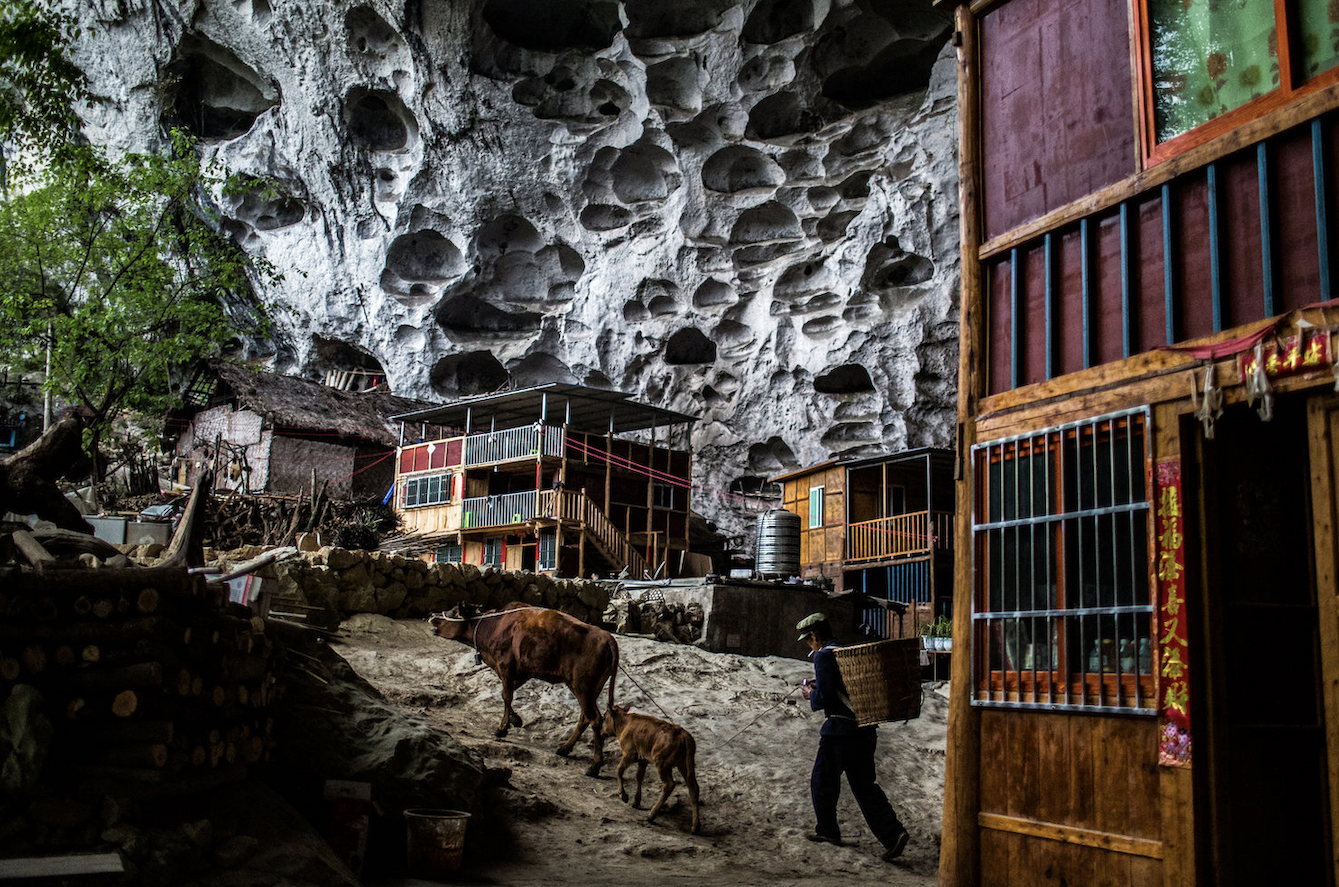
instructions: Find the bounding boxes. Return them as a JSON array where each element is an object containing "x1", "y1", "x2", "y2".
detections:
[{"x1": 606, "y1": 637, "x2": 620, "y2": 713}]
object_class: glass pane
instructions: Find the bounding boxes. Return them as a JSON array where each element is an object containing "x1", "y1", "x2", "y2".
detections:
[
  {"x1": 1149, "y1": 0, "x2": 1278, "y2": 142},
  {"x1": 1299, "y1": 0, "x2": 1339, "y2": 79}
]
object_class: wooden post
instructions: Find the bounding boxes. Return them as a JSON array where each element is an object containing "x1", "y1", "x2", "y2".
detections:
[
  {"x1": 942, "y1": 5, "x2": 983, "y2": 886},
  {"x1": 646, "y1": 424, "x2": 655, "y2": 577}
]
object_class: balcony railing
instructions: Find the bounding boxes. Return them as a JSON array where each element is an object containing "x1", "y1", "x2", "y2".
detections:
[
  {"x1": 458, "y1": 488, "x2": 651, "y2": 578},
  {"x1": 461, "y1": 491, "x2": 541, "y2": 528},
  {"x1": 462, "y1": 424, "x2": 564, "y2": 467},
  {"x1": 846, "y1": 510, "x2": 953, "y2": 563}
]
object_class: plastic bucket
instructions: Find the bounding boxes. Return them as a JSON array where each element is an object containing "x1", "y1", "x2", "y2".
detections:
[{"x1": 404, "y1": 808, "x2": 470, "y2": 879}]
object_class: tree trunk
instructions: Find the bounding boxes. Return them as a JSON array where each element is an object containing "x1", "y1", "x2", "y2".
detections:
[{"x1": 0, "y1": 416, "x2": 93, "y2": 532}]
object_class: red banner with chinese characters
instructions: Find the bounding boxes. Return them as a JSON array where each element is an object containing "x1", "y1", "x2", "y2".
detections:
[
  {"x1": 1237, "y1": 328, "x2": 1332, "y2": 381},
  {"x1": 1156, "y1": 459, "x2": 1191, "y2": 768}
]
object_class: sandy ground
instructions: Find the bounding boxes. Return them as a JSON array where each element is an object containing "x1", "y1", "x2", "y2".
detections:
[{"x1": 332, "y1": 615, "x2": 947, "y2": 887}]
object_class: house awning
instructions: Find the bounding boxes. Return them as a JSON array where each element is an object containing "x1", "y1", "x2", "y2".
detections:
[{"x1": 389, "y1": 382, "x2": 697, "y2": 435}]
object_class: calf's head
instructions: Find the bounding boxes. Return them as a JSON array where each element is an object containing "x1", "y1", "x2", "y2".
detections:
[{"x1": 601, "y1": 703, "x2": 630, "y2": 736}]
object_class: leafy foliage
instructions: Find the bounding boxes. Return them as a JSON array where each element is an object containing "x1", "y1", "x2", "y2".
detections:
[
  {"x1": 0, "y1": 134, "x2": 278, "y2": 479},
  {"x1": 0, "y1": 2, "x2": 278, "y2": 491},
  {"x1": 0, "y1": 0, "x2": 88, "y2": 187}
]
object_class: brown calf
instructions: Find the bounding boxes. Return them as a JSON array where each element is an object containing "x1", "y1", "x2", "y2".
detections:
[
  {"x1": 601, "y1": 703, "x2": 701, "y2": 834},
  {"x1": 430, "y1": 602, "x2": 619, "y2": 777}
]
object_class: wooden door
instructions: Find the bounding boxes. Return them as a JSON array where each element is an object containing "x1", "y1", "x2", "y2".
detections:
[{"x1": 1190, "y1": 396, "x2": 1332, "y2": 886}]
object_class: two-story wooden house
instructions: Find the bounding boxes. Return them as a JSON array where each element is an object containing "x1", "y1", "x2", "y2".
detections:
[
  {"x1": 389, "y1": 383, "x2": 696, "y2": 580},
  {"x1": 942, "y1": 1, "x2": 1339, "y2": 885},
  {"x1": 771, "y1": 447, "x2": 955, "y2": 639}
]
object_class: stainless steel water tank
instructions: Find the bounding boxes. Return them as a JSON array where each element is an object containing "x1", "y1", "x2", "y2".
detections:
[{"x1": 755, "y1": 508, "x2": 801, "y2": 579}]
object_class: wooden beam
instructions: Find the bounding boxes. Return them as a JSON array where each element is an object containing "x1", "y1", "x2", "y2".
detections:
[
  {"x1": 1306, "y1": 394, "x2": 1339, "y2": 883},
  {"x1": 977, "y1": 812, "x2": 1165, "y2": 860},
  {"x1": 942, "y1": 4, "x2": 984, "y2": 886},
  {"x1": 0, "y1": 853, "x2": 124, "y2": 879},
  {"x1": 978, "y1": 79, "x2": 1339, "y2": 261}
]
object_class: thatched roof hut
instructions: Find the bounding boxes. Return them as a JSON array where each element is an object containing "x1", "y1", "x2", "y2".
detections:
[
  {"x1": 192, "y1": 360, "x2": 434, "y2": 446},
  {"x1": 170, "y1": 361, "x2": 438, "y2": 499}
]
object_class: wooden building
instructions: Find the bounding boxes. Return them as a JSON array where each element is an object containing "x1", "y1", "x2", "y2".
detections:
[
  {"x1": 771, "y1": 448, "x2": 955, "y2": 639},
  {"x1": 942, "y1": 1, "x2": 1339, "y2": 885},
  {"x1": 389, "y1": 383, "x2": 697, "y2": 580},
  {"x1": 172, "y1": 360, "x2": 430, "y2": 500}
]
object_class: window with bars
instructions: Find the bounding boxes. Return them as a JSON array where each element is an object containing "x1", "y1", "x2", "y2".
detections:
[
  {"x1": 972, "y1": 408, "x2": 1155, "y2": 713},
  {"x1": 403, "y1": 473, "x2": 449, "y2": 508},
  {"x1": 434, "y1": 541, "x2": 462, "y2": 564}
]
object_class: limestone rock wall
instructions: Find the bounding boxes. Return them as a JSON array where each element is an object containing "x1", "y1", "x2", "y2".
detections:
[{"x1": 70, "y1": 0, "x2": 960, "y2": 542}]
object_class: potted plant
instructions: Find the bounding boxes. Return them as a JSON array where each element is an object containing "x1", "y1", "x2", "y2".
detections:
[
  {"x1": 939, "y1": 616, "x2": 953, "y2": 652},
  {"x1": 918, "y1": 620, "x2": 936, "y2": 651}
]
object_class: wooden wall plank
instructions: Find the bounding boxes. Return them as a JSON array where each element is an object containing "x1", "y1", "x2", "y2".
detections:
[
  {"x1": 979, "y1": 0, "x2": 1136, "y2": 239},
  {"x1": 1135, "y1": 192, "x2": 1168, "y2": 355},
  {"x1": 980, "y1": 709, "x2": 1008, "y2": 813},
  {"x1": 1070, "y1": 715, "x2": 1097, "y2": 830},
  {"x1": 1092, "y1": 717, "x2": 1129, "y2": 836},
  {"x1": 979, "y1": 813, "x2": 1164, "y2": 859},
  {"x1": 1307, "y1": 394, "x2": 1339, "y2": 883},
  {"x1": 980, "y1": 828, "x2": 1011, "y2": 887},
  {"x1": 1276, "y1": 126, "x2": 1323, "y2": 316},
  {"x1": 1036, "y1": 713, "x2": 1072, "y2": 825},
  {"x1": 1158, "y1": 766, "x2": 1196, "y2": 887}
]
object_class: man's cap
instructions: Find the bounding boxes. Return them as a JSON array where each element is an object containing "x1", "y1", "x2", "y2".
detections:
[{"x1": 796, "y1": 612, "x2": 828, "y2": 641}]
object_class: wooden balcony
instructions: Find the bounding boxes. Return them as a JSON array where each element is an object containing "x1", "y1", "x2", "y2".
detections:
[
  {"x1": 461, "y1": 424, "x2": 564, "y2": 468},
  {"x1": 845, "y1": 510, "x2": 953, "y2": 564}
]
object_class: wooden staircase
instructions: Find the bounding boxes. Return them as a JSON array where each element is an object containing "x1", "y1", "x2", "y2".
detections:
[{"x1": 541, "y1": 489, "x2": 651, "y2": 579}]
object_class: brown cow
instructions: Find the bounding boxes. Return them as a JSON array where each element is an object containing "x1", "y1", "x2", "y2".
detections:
[
  {"x1": 429, "y1": 602, "x2": 619, "y2": 776},
  {"x1": 601, "y1": 703, "x2": 701, "y2": 834}
]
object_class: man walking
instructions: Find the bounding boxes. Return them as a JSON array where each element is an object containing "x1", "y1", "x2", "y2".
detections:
[{"x1": 797, "y1": 612, "x2": 910, "y2": 861}]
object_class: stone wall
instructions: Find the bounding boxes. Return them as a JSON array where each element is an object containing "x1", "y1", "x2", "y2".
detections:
[{"x1": 218, "y1": 545, "x2": 610, "y2": 624}]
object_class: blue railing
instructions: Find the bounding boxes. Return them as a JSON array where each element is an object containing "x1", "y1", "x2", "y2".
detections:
[
  {"x1": 462, "y1": 424, "x2": 564, "y2": 467},
  {"x1": 461, "y1": 491, "x2": 541, "y2": 528}
]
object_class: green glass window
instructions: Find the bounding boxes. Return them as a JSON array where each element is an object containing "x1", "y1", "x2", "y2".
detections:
[
  {"x1": 1149, "y1": 0, "x2": 1278, "y2": 143},
  {"x1": 1299, "y1": 0, "x2": 1339, "y2": 78}
]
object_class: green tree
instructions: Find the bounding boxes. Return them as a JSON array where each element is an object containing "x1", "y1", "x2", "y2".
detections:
[
  {"x1": 0, "y1": 0, "x2": 88, "y2": 189},
  {"x1": 0, "y1": 2, "x2": 277, "y2": 498},
  {"x1": 0, "y1": 135, "x2": 278, "y2": 494}
]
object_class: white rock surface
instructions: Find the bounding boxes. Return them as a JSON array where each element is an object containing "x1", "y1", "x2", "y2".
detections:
[{"x1": 69, "y1": 0, "x2": 960, "y2": 541}]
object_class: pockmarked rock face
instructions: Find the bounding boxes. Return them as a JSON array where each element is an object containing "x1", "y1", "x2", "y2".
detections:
[{"x1": 72, "y1": 0, "x2": 960, "y2": 541}]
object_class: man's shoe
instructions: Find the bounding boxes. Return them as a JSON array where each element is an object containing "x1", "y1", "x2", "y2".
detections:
[
  {"x1": 806, "y1": 833, "x2": 843, "y2": 847},
  {"x1": 881, "y1": 830, "x2": 910, "y2": 861}
]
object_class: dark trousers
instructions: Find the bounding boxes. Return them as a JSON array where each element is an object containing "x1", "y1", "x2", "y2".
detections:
[{"x1": 810, "y1": 728, "x2": 904, "y2": 847}]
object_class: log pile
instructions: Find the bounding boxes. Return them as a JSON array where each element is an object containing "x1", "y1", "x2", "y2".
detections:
[{"x1": 1, "y1": 470, "x2": 288, "y2": 861}]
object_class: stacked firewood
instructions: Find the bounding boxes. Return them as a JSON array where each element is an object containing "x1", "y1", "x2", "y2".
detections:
[
  {"x1": 0, "y1": 450, "x2": 287, "y2": 811},
  {"x1": 0, "y1": 575, "x2": 284, "y2": 799}
]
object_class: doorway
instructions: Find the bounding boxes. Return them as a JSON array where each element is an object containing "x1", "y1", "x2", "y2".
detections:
[{"x1": 1187, "y1": 396, "x2": 1331, "y2": 886}]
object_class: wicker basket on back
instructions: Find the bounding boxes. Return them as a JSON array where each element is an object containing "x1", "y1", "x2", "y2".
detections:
[{"x1": 833, "y1": 638, "x2": 922, "y2": 726}]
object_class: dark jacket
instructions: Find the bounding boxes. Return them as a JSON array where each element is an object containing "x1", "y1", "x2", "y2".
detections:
[{"x1": 808, "y1": 640, "x2": 866, "y2": 736}]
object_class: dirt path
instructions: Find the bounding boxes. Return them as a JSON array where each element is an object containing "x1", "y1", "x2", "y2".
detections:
[{"x1": 335, "y1": 615, "x2": 946, "y2": 886}]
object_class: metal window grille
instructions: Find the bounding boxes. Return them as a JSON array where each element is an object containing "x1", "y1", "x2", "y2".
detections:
[
  {"x1": 402, "y1": 473, "x2": 449, "y2": 508},
  {"x1": 971, "y1": 407, "x2": 1155, "y2": 714},
  {"x1": 435, "y1": 542, "x2": 462, "y2": 563}
]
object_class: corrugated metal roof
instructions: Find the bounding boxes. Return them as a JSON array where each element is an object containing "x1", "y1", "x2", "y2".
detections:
[{"x1": 389, "y1": 382, "x2": 697, "y2": 435}]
